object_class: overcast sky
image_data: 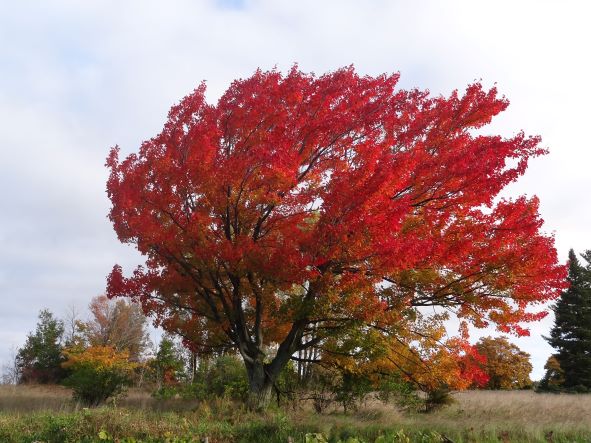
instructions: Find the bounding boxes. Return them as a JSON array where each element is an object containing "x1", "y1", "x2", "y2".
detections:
[{"x1": 1, "y1": 0, "x2": 589, "y2": 380}]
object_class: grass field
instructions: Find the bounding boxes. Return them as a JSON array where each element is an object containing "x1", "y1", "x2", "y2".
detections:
[{"x1": 1, "y1": 385, "x2": 590, "y2": 442}]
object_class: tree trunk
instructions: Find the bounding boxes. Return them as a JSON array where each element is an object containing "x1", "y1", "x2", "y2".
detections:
[
  {"x1": 246, "y1": 361, "x2": 274, "y2": 410},
  {"x1": 242, "y1": 317, "x2": 307, "y2": 410}
]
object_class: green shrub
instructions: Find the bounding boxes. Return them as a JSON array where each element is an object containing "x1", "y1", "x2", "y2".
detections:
[
  {"x1": 150, "y1": 336, "x2": 186, "y2": 390},
  {"x1": 151, "y1": 385, "x2": 179, "y2": 400},
  {"x1": 334, "y1": 372, "x2": 373, "y2": 413},
  {"x1": 377, "y1": 374, "x2": 423, "y2": 412},
  {"x1": 62, "y1": 346, "x2": 136, "y2": 406},
  {"x1": 424, "y1": 386, "x2": 455, "y2": 413},
  {"x1": 207, "y1": 355, "x2": 249, "y2": 399},
  {"x1": 161, "y1": 354, "x2": 249, "y2": 402}
]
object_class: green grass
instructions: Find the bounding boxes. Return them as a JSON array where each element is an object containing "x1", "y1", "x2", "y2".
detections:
[
  {"x1": 1, "y1": 387, "x2": 591, "y2": 442},
  {"x1": 1, "y1": 408, "x2": 591, "y2": 443}
]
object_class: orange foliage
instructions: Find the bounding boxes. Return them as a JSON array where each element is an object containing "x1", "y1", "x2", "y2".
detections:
[
  {"x1": 475, "y1": 336, "x2": 532, "y2": 389},
  {"x1": 80, "y1": 295, "x2": 149, "y2": 361},
  {"x1": 320, "y1": 314, "x2": 488, "y2": 393},
  {"x1": 62, "y1": 346, "x2": 137, "y2": 373}
]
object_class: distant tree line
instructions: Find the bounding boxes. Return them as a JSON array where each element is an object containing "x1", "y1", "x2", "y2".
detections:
[
  {"x1": 28, "y1": 255, "x2": 591, "y2": 408},
  {"x1": 7, "y1": 295, "x2": 150, "y2": 385},
  {"x1": 8, "y1": 253, "x2": 591, "y2": 407},
  {"x1": 2, "y1": 292, "x2": 540, "y2": 410}
]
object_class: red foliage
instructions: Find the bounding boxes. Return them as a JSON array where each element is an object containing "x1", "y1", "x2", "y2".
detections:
[
  {"x1": 458, "y1": 343, "x2": 489, "y2": 388},
  {"x1": 105, "y1": 66, "x2": 566, "y2": 387}
]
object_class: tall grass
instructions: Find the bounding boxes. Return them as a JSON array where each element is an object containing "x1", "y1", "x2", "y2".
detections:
[
  {"x1": 0, "y1": 384, "x2": 72, "y2": 412},
  {"x1": 294, "y1": 390, "x2": 591, "y2": 443},
  {"x1": 1, "y1": 386, "x2": 591, "y2": 442},
  {"x1": 0, "y1": 384, "x2": 201, "y2": 412}
]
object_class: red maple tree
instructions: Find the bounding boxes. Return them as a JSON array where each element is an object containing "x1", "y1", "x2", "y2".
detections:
[{"x1": 106, "y1": 66, "x2": 566, "y2": 408}]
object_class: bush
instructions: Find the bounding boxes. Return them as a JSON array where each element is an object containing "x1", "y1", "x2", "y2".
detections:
[
  {"x1": 424, "y1": 385, "x2": 455, "y2": 413},
  {"x1": 305, "y1": 366, "x2": 373, "y2": 414},
  {"x1": 274, "y1": 361, "x2": 300, "y2": 406},
  {"x1": 377, "y1": 374, "x2": 423, "y2": 412},
  {"x1": 62, "y1": 346, "x2": 136, "y2": 406},
  {"x1": 334, "y1": 371, "x2": 373, "y2": 414},
  {"x1": 150, "y1": 336, "x2": 186, "y2": 388},
  {"x1": 153, "y1": 354, "x2": 249, "y2": 402},
  {"x1": 305, "y1": 365, "x2": 337, "y2": 413},
  {"x1": 151, "y1": 385, "x2": 179, "y2": 400},
  {"x1": 206, "y1": 354, "x2": 249, "y2": 399}
]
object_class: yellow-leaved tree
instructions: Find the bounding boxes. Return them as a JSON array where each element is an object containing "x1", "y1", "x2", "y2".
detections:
[
  {"x1": 62, "y1": 346, "x2": 137, "y2": 406},
  {"x1": 474, "y1": 336, "x2": 532, "y2": 390}
]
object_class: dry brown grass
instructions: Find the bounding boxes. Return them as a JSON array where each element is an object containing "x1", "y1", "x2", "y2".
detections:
[
  {"x1": 0, "y1": 384, "x2": 72, "y2": 412},
  {"x1": 449, "y1": 390, "x2": 591, "y2": 427},
  {"x1": 411, "y1": 390, "x2": 591, "y2": 436},
  {"x1": 289, "y1": 390, "x2": 591, "y2": 440},
  {"x1": 0, "y1": 384, "x2": 201, "y2": 413},
  {"x1": 3, "y1": 385, "x2": 591, "y2": 425},
  {"x1": 2, "y1": 386, "x2": 591, "y2": 441}
]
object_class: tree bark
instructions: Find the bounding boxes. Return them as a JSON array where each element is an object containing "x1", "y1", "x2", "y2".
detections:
[
  {"x1": 246, "y1": 361, "x2": 274, "y2": 410},
  {"x1": 242, "y1": 308, "x2": 308, "y2": 410}
]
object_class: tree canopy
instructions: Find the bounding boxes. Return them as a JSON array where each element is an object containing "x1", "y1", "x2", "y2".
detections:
[
  {"x1": 79, "y1": 295, "x2": 150, "y2": 362},
  {"x1": 105, "y1": 66, "x2": 566, "y2": 408}
]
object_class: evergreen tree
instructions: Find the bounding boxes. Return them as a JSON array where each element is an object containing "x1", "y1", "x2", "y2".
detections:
[
  {"x1": 545, "y1": 249, "x2": 591, "y2": 391},
  {"x1": 16, "y1": 309, "x2": 66, "y2": 384}
]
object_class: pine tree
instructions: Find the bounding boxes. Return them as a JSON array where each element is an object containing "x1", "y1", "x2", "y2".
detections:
[
  {"x1": 16, "y1": 309, "x2": 66, "y2": 384},
  {"x1": 545, "y1": 249, "x2": 591, "y2": 391}
]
